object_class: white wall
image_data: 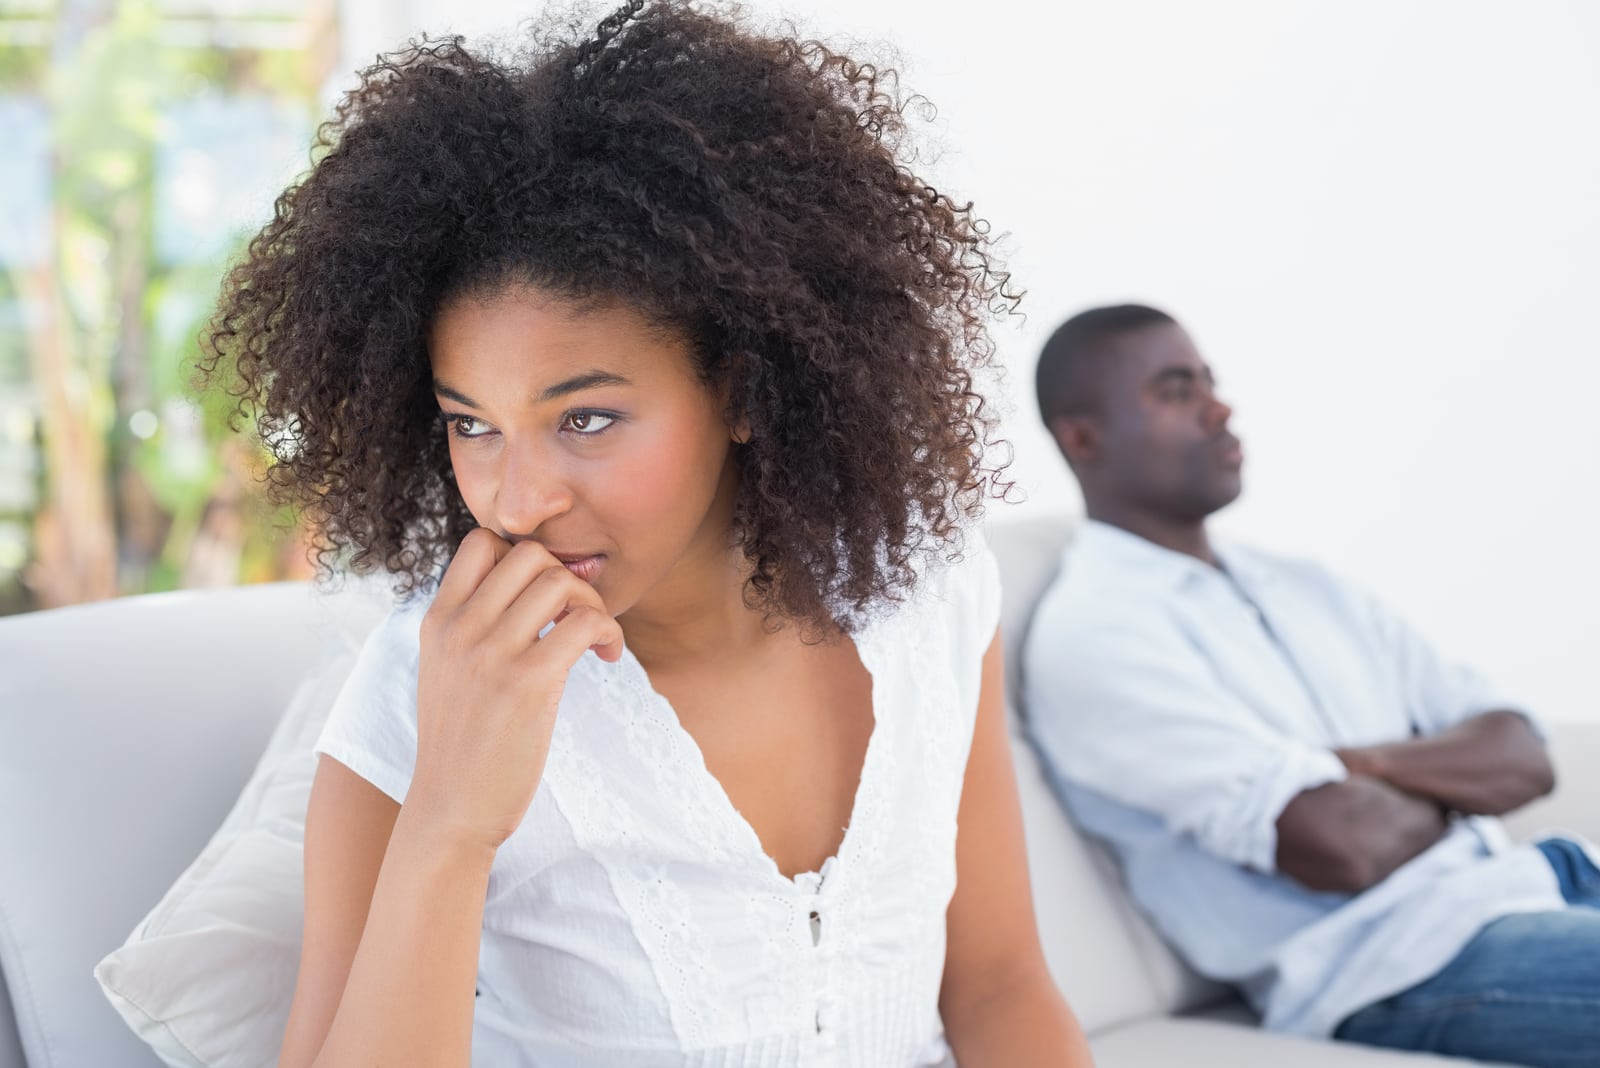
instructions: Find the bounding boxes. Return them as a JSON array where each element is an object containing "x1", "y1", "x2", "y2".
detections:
[{"x1": 338, "y1": 0, "x2": 1600, "y2": 722}]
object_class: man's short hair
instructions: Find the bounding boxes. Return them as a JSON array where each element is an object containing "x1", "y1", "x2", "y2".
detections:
[{"x1": 1035, "y1": 304, "x2": 1176, "y2": 424}]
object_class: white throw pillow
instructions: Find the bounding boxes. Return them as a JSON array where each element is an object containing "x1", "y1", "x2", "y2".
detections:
[{"x1": 93, "y1": 650, "x2": 358, "y2": 1068}]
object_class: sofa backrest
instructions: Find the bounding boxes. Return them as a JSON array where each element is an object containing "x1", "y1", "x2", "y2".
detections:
[
  {"x1": 0, "y1": 581, "x2": 388, "y2": 1068},
  {"x1": 0, "y1": 974, "x2": 22, "y2": 1068},
  {"x1": 0, "y1": 516, "x2": 1240, "y2": 1066},
  {"x1": 989, "y1": 514, "x2": 1231, "y2": 1030}
]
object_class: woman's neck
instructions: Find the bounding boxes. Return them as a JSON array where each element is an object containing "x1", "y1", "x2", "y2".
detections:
[{"x1": 616, "y1": 540, "x2": 778, "y2": 674}]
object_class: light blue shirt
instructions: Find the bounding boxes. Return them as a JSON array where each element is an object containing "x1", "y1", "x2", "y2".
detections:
[{"x1": 1022, "y1": 520, "x2": 1571, "y2": 1038}]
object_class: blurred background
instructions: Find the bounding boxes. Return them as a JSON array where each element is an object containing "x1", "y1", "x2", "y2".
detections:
[
  {"x1": 2, "y1": 0, "x2": 1596, "y2": 723},
  {"x1": 0, "y1": 0, "x2": 334, "y2": 616}
]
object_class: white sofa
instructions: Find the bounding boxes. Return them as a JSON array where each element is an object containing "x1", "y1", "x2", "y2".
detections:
[{"x1": 1, "y1": 514, "x2": 1594, "y2": 1068}]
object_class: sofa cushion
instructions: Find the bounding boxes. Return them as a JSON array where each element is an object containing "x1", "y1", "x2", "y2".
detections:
[
  {"x1": 0, "y1": 582, "x2": 385, "y2": 1068},
  {"x1": 0, "y1": 971, "x2": 22, "y2": 1068},
  {"x1": 94, "y1": 649, "x2": 359, "y2": 1067},
  {"x1": 1499, "y1": 719, "x2": 1600, "y2": 847},
  {"x1": 1011, "y1": 733, "x2": 1168, "y2": 1034},
  {"x1": 991, "y1": 513, "x2": 1077, "y2": 732},
  {"x1": 991, "y1": 514, "x2": 1232, "y2": 1024},
  {"x1": 1091, "y1": 1014, "x2": 1519, "y2": 1067},
  {"x1": 990, "y1": 514, "x2": 1160, "y2": 1032}
]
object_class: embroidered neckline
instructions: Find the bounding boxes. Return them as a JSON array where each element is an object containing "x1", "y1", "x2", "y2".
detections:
[
  {"x1": 532, "y1": 568, "x2": 968, "y2": 1049},
  {"x1": 603, "y1": 615, "x2": 892, "y2": 893}
]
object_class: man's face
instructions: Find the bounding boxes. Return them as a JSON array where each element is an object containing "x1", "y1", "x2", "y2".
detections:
[{"x1": 1093, "y1": 322, "x2": 1243, "y2": 520}]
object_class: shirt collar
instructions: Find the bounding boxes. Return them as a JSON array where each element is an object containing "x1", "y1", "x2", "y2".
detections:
[
  {"x1": 1070, "y1": 519, "x2": 1217, "y2": 591},
  {"x1": 1213, "y1": 538, "x2": 1279, "y2": 591}
]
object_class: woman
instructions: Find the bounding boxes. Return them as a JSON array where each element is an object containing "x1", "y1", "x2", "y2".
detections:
[{"x1": 202, "y1": 2, "x2": 1093, "y2": 1064}]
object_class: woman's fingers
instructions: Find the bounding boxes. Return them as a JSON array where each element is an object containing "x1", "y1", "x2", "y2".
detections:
[
  {"x1": 499, "y1": 562, "x2": 608, "y2": 648},
  {"x1": 458, "y1": 539, "x2": 590, "y2": 627},
  {"x1": 433, "y1": 532, "x2": 617, "y2": 660},
  {"x1": 409, "y1": 532, "x2": 624, "y2": 851},
  {"x1": 528, "y1": 604, "x2": 626, "y2": 668},
  {"x1": 431, "y1": 527, "x2": 511, "y2": 612}
]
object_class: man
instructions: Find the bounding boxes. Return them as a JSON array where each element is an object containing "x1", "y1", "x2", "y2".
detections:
[{"x1": 1023, "y1": 304, "x2": 1600, "y2": 1066}]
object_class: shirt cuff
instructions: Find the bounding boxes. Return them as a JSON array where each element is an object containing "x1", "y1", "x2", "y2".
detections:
[{"x1": 1237, "y1": 745, "x2": 1349, "y2": 874}]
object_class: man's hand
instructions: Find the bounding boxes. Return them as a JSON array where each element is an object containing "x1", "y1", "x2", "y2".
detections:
[
  {"x1": 1337, "y1": 710, "x2": 1555, "y2": 817},
  {"x1": 1275, "y1": 710, "x2": 1554, "y2": 896}
]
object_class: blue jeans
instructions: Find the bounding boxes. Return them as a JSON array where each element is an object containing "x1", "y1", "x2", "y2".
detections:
[{"x1": 1335, "y1": 838, "x2": 1600, "y2": 1068}]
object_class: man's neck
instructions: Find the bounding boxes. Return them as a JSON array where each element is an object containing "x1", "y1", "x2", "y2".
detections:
[{"x1": 1086, "y1": 503, "x2": 1218, "y2": 567}]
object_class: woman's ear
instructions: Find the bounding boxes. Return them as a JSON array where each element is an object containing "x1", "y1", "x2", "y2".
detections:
[{"x1": 715, "y1": 376, "x2": 750, "y2": 444}]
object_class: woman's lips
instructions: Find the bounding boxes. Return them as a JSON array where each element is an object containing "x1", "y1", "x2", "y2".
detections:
[{"x1": 553, "y1": 553, "x2": 605, "y2": 582}]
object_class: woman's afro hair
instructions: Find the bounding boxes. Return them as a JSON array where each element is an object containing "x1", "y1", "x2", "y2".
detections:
[{"x1": 199, "y1": 0, "x2": 1019, "y2": 630}]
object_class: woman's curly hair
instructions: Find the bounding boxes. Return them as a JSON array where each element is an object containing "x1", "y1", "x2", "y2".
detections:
[{"x1": 199, "y1": 0, "x2": 1018, "y2": 630}]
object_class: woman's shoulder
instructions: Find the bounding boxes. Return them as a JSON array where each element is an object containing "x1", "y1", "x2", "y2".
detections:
[
  {"x1": 312, "y1": 581, "x2": 438, "y2": 803},
  {"x1": 859, "y1": 524, "x2": 1001, "y2": 733},
  {"x1": 364, "y1": 583, "x2": 435, "y2": 657},
  {"x1": 899, "y1": 525, "x2": 1002, "y2": 647},
  {"x1": 862, "y1": 525, "x2": 1000, "y2": 760}
]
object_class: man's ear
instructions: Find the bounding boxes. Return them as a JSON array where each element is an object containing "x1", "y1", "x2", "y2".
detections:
[{"x1": 1048, "y1": 413, "x2": 1100, "y2": 468}]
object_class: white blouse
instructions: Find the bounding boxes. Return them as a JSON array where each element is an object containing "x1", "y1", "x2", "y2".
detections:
[{"x1": 314, "y1": 538, "x2": 1001, "y2": 1068}]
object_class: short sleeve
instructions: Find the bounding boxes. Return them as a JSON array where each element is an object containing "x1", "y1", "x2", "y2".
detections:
[
  {"x1": 312, "y1": 592, "x2": 432, "y2": 804},
  {"x1": 938, "y1": 527, "x2": 1002, "y2": 654},
  {"x1": 1024, "y1": 597, "x2": 1347, "y2": 874},
  {"x1": 977, "y1": 547, "x2": 1002, "y2": 647},
  {"x1": 910, "y1": 527, "x2": 1003, "y2": 736},
  {"x1": 966, "y1": 528, "x2": 1003, "y2": 648}
]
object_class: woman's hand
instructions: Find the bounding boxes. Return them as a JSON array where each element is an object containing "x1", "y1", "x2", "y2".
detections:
[{"x1": 406, "y1": 528, "x2": 625, "y2": 851}]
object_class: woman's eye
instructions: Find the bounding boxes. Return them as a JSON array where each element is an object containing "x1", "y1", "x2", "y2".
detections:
[
  {"x1": 448, "y1": 415, "x2": 492, "y2": 439},
  {"x1": 563, "y1": 411, "x2": 616, "y2": 435}
]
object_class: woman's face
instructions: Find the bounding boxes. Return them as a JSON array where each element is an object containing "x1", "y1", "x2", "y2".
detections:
[{"x1": 428, "y1": 285, "x2": 741, "y2": 616}]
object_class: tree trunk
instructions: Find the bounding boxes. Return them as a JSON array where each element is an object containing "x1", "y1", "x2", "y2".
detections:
[{"x1": 23, "y1": 210, "x2": 118, "y2": 608}]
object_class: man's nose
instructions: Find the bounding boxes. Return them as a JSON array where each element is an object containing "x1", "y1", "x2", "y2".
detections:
[
  {"x1": 1205, "y1": 393, "x2": 1234, "y2": 433},
  {"x1": 1203, "y1": 385, "x2": 1228, "y2": 428},
  {"x1": 494, "y1": 440, "x2": 573, "y2": 537}
]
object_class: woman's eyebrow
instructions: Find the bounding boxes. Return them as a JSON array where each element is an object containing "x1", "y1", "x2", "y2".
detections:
[
  {"x1": 538, "y1": 370, "x2": 631, "y2": 401},
  {"x1": 433, "y1": 380, "x2": 480, "y2": 408},
  {"x1": 433, "y1": 370, "x2": 632, "y2": 409}
]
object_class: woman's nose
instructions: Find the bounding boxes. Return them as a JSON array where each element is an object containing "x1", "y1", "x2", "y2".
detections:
[{"x1": 494, "y1": 442, "x2": 573, "y2": 537}]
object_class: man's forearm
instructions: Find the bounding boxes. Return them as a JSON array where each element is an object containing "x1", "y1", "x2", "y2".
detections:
[
  {"x1": 1277, "y1": 776, "x2": 1448, "y2": 893},
  {"x1": 1337, "y1": 710, "x2": 1555, "y2": 816}
]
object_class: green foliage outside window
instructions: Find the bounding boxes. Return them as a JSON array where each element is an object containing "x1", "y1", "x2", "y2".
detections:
[{"x1": 0, "y1": 0, "x2": 336, "y2": 614}]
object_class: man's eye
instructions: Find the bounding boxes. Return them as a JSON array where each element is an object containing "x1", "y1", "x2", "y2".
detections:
[{"x1": 564, "y1": 411, "x2": 617, "y2": 435}]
